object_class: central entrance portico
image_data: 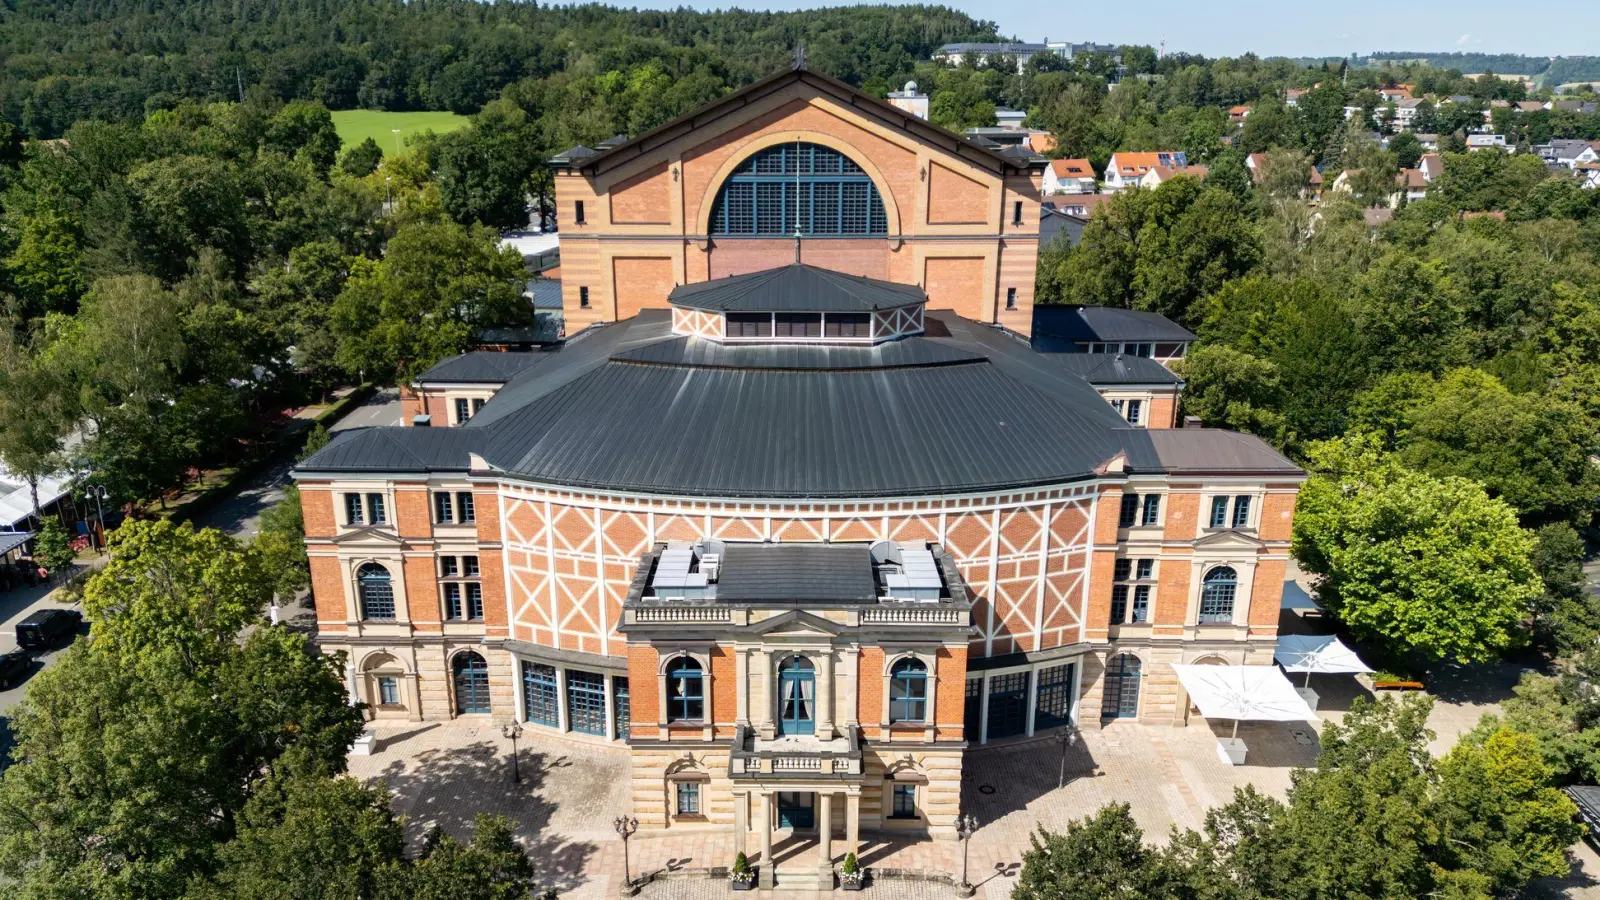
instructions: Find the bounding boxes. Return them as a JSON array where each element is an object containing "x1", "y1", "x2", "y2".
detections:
[{"x1": 735, "y1": 784, "x2": 863, "y2": 889}]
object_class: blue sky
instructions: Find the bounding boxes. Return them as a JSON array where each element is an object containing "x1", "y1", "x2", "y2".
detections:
[{"x1": 589, "y1": 0, "x2": 1593, "y2": 60}]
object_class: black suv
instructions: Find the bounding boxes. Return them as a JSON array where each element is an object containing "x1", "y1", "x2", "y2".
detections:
[
  {"x1": 0, "y1": 649, "x2": 29, "y2": 689},
  {"x1": 14, "y1": 608, "x2": 84, "y2": 652}
]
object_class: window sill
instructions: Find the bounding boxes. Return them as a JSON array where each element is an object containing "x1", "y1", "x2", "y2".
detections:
[
  {"x1": 673, "y1": 814, "x2": 708, "y2": 822},
  {"x1": 887, "y1": 722, "x2": 928, "y2": 731}
]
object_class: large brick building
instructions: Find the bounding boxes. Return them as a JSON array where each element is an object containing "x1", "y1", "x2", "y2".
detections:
[{"x1": 294, "y1": 60, "x2": 1303, "y2": 888}]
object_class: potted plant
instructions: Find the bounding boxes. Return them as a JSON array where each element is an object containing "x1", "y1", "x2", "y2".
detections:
[
  {"x1": 839, "y1": 852, "x2": 864, "y2": 891},
  {"x1": 730, "y1": 851, "x2": 756, "y2": 891}
]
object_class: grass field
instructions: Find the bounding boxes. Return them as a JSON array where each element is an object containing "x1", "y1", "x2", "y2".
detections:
[{"x1": 330, "y1": 109, "x2": 470, "y2": 153}]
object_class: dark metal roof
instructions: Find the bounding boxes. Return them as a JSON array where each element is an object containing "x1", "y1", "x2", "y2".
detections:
[
  {"x1": 668, "y1": 264, "x2": 924, "y2": 313},
  {"x1": 299, "y1": 278, "x2": 1300, "y2": 493},
  {"x1": 1567, "y1": 787, "x2": 1600, "y2": 832},
  {"x1": 1032, "y1": 306, "x2": 1198, "y2": 345},
  {"x1": 0, "y1": 531, "x2": 33, "y2": 556},
  {"x1": 611, "y1": 335, "x2": 982, "y2": 370},
  {"x1": 413, "y1": 351, "x2": 554, "y2": 385},
  {"x1": 715, "y1": 543, "x2": 877, "y2": 603},
  {"x1": 1043, "y1": 353, "x2": 1182, "y2": 387},
  {"x1": 1122, "y1": 429, "x2": 1300, "y2": 475},
  {"x1": 300, "y1": 426, "x2": 487, "y2": 474}
]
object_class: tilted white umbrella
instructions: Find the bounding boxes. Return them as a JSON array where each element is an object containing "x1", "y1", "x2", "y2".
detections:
[
  {"x1": 1274, "y1": 634, "x2": 1373, "y2": 688},
  {"x1": 1170, "y1": 664, "x2": 1319, "y2": 740}
]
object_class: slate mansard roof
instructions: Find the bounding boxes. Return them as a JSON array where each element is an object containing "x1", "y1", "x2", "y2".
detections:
[
  {"x1": 1031, "y1": 305, "x2": 1199, "y2": 346},
  {"x1": 301, "y1": 271, "x2": 1296, "y2": 497}
]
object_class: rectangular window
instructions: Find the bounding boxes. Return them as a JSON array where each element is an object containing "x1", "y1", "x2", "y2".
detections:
[
  {"x1": 1131, "y1": 343, "x2": 1153, "y2": 358},
  {"x1": 567, "y1": 670, "x2": 607, "y2": 735},
  {"x1": 1141, "y1": 494, "x2": 1161, "y2": 526},
  {"x1": 366, "y1": 493, "x2": 387, "y2": 525},
  {"x1": 443, "y1": 583, "x2": 463, "y2": 620},
  {"x1": 726, "y1": 313, "x2": 773, "y2": 337},
  {"x1": 1136, "y1": 559, "x2": 1154, "y2": 580},
  {"x1": 472, "y1": 398, "x2": 486, "y2": 415},
  {"x1": 773, "y1": 313, "x2": 822, "y2": 338},
  {"x1": 434, "y1": 492, "x2": 454, "y2": 524},
  {"x1": 1209, "y1": 496, "x2": 1230, "y2": 528},
  {"x1": 1118, "y1": 493, "x2": 1139, "y2": 528},
  {"x1": 1109, "y1": 398, "x2": 1125, "y2": 416},
  {"x1": 1110, "y1": 584, "x2": 1128, "y2": 623},
  {"x1": 523, "y1": 663, "x2": 559, "y2": 727},
  {"x1": 579, "y1": 286, "x2": 590, "y2": 308},
  {"x1": 378, "y1": 677, "x2": 399, "y2": 706},
  {"x1": 677, "y1": 782, "x2": 701, "y2": 815},
  {"x1": 463, "y1": 555, "x2": 480, "y2": 577},
  {"x1": 1012, "y1": 200, "x2": 1023, "y2": 225},
  {"x1": 1125, "y1": 399, "x2": 1143, "y2": 425},
  {"x1": 440, "y1": 556, "x2": 459, "y2": 577},
  {"x1": 574, "y1": 200, "x2": 585, "y2": 224},
  {"x1": 344, "y1": 493, "x2": 364, "y2": 526},
  {"x1": 613, "y1": 676, "x2": 631, "y2": 740},
  {"x1": 892, "y1": 783, "x2": 917, "y2": 818},
  {"x1": 466, "y1": 583, "x2": 483, "y2": 620},
  {"x1": 455, "y1": 398, "x2": 471, "y2": 424},
  {"x1": 824, "y1": 313, "x2": 870, "y2": 338},
  {"x1": 1232, "y1": 496, "x2": 1252, "y2": 528},
  {"x1": 1113, "y1": 558, "x2": 1132, "y2": 581},
  {"x1": 457, "y1": 492, "x2": 476, "y2": 523},
  {"x1": 1131, "y1": 585, "x2": 1150, "y2": 623},
  {"x1": 1006, "y1": 287, "x2": 1017, "y2": 310}
]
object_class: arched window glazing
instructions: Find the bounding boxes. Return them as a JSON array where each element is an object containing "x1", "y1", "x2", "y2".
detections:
[
  {"x1": 666, "y1": 657, "x2": 704, "y2": 722},
  {"x1": 889, "y1": 658, "x2": 928, "y2": 723},
  {"x1": 357, "y1": 563, "x2": 394, "y2": 620},
  {"x1": 710, "y1": 142, "x2": 888, "y2": 236},
  {"x1": 1199, "y1": 567, "x2": 1238, "y2": 624}
]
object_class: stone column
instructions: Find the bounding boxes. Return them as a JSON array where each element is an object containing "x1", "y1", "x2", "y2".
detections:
[
  {"x1": 846, "y1": 791, "x2": 861, "y2": 858},
  {"x1": 733, "y1": 791, "x2": 749, "y2": 855},
  {"x1": 758, "y1": 791, "x2": 775, "y2": 889},
  {"x1": 818, "y1": 792, "x2": 833, "y2": 868},
  {"x1": 816, "y1": 651, "x2": 834, "y2": 738}
]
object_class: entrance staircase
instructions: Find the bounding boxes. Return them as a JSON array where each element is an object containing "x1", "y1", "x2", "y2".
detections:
[{"x1": 773, "y1": 866, "x2": 832, "y2": 891}]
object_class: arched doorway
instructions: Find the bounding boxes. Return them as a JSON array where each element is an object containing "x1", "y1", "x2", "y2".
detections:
[
  {"x1": 361, "y1": 651, "x2": 409, "y2": 718},
  {"x1": 777, "y1": 656, "x2": 815, "y2": 736},
  {"x1": 1101, "y1": 654, "x2": 1142, "y2": 720},
  {"x1": 452, "y1": 651, "x2": 491, "y2": 715}
]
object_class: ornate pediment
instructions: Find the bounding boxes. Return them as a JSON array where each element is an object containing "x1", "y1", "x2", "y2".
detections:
[
  {"x1": 330, "y1": 526, "x2": 406, "y2": 546},
  {"x1": 746, "y1": 609, "x2": 843, "y2": 637},
  {"x1": 1192, "y1": 529, "x2": 1265, "y2": 551}
]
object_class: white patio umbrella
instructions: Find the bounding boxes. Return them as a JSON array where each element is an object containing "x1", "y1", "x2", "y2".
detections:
[
  {"x1": 1170, "y1": 664, "x2": 1319, "y2": 740},
  {"x1": 1274, "y1": 634, "x2": 1374, "y2": 688}
]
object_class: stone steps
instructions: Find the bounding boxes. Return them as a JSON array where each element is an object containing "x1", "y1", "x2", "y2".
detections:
[{"x1": 773, "y1": 866, "x2": 832, "y2": 891}]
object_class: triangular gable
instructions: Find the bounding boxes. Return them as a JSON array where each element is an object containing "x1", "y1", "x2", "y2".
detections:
[
  {"x1": 746, "y1": 609, "x2": 844, "y2": 637},
  {"x1": 1193, "y1": 530, "x2": 1265, "y2": 551},
  {"x1": 331, "y1": 526, "x2": 406, "y2": 546},
  {"x1": 565, "y1": 64, "x2": 1041, "y2": 179}
]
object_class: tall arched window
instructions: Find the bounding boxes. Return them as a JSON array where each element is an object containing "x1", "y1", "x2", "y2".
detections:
[
  {"x1": 710, "y1": 142, "x2": 888, "y2": 236},
  {"x1": 666, "y1": 657, "x2": 704, "y2": 722},
  {"x1": 889, "y1": 658, "x2": 928, "y2": 723},
  {"x1": 1199, "y1": 567, "x2": 1238, "y2": 624},
  {"x1": 356, "y1": 563, "x2": 395, "y2": 620},
  {"x1": 452, "y1": 651, "x2": 491, "y2": 714}
]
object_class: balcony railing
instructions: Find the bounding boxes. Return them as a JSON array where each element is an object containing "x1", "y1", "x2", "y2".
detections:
[
  {"x1": 632, "y1": 607, "x2": 731, "y2": 623},
  {"x1": 860, "y1": 606, "x2": 963, "y2": 625},
  {"x1": 728, "y1": 724, "x2": 863, "y2": 778}
]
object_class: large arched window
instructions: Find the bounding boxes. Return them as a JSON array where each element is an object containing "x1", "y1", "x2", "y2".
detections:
[
  {"x1": 666, "y1": 657, "x2": 704, "y2": 722},
  {"x1": 889, "y1": 658, "x2": 928, "y2": 723},
  {"x1": 710, "y1": 142, "x2": 888, "y2": 236},
  {"x1": 356, "y1": 563, "x2": 395, "y2": 620},
  {"x1": 452, "y1": 651, "x2": 491, "y2": 714},
  {"x1": 1199, "y1": 567, "x2": 1238, "y2": 624}
]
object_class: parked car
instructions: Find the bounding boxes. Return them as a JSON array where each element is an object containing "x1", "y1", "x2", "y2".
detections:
[
  {"x1": 14, "y1": 609, "x2": 84, "y2": 652},
  {"x1": 0, "y1": 649, "x2": 30, "y2": 689}
]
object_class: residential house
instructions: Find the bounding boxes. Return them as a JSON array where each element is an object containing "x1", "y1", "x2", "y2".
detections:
[
  {"x1": 1039, "y1": 204, "x2": 1089, "y2": 248},
  {"x1": 886, "y1": 81, "x2": 929, "y2": 120},
  {"x1": 1227, "y1": 105, "x2": 1251, "y2": 123},
  {"x1": 1466, "y1": 133, "x2": 1509, "y2": 152},
  {"x1": 1540, "y1": 139, "x2": 1600, "y2": 168},
  {"x1": 1514, "y1": 100, "x2": 1544, "y2": 113},
  {"x1": 1419, "y1": 153, "x2": 1444, "y2": 183},
  {"x1": 1140, "y1": 164, "x2": 1208, "y2": 189},
  {"x1": 1103, "y1": 151, "x2": 1188, "y2": 191},
  {"x1": 1578, "y1": 163, "x2": 1600, "y2": 190},
  {"x1": 965, "y1": 127, "x2": 1057, "y2": 155},
  {"x1": 994, "y1": 107, "x2": 1028, "y2": 130},
  {"x1": 1044, "y1": 158, "x2": 1098, "y2": 195},
  {"x1": 1414, "y1": 133, "x2": 1440, "y2": 151},
  {"x1": 1378, "y1": 87, "x2": 1412, "y2": 103},
  {"x1": 1285, "y1": 88, "x2": 1308, "y2": 107},
  {"x1": 1049, "y1": 193, "x2": 1113, "y2": 217},
  {"x1": 1393, "y1": 98, "x2": 1424, "y2": 130},
  {"x1": 932, "y1": 42, "x2": 1050, "y2": 69},
  {"x1": 1397, "y1": 168, "x2": 1427, "y2": 201}
]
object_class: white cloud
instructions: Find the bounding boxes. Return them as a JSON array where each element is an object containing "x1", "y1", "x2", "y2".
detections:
[{"x1": 1456, "y1": 33, "x2": 1471, "y2": 45}]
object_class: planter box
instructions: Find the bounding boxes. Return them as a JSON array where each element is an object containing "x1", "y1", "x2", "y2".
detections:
[
  {"x1": 730, "y1": 872, "x2": 756, "y2": 892},
  {"x1": 841, "y1": 879, "x2": 863, "y2": 892},
  {"x1": 1216, "y1": 737, "x2": 1247, "y2": 766},
  {"x1": 350, "y1": 729, "x2": 377, "y2": 756}
]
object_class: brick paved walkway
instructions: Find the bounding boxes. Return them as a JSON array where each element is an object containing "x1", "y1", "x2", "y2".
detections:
[{"x1": 344, "y1": 663, "x2": 1600, "y2": 899}]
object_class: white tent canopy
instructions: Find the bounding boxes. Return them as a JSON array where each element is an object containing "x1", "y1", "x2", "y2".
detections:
[
  {"x1": 1171, "y1": 664, "x2": 1318, "y2": 736},
  {"x1": 1274, "y1": 635, "x2": 1373, "y2": 675}
]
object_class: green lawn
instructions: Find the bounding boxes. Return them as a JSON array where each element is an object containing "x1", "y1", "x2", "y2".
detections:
[{"x1": 330, "y1": 109, "x2": 470, "y2": 154}]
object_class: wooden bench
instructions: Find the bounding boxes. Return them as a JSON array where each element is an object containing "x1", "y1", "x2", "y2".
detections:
[{"x1": 1372, "y1": 680, "x2": 1425, "y2": 691}]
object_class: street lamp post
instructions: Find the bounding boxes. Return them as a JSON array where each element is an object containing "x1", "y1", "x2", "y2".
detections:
[
  {"x1": 501, "y1": 723, "x2": 523, "y2": 784},
  {"x1": 87, "y1": 485, "x2": 107, "y2": 553},
  {"x1": 955, "y1": 812, "x2": 979, "y2": 898},
  {"x1": 1056, "y1": 725, "x2": 1080, "y2": 789},
  {"x1": 392, "y1": 127, "x2": 402, "y2": 155},
  {"x1": 614, "y1": 816, "x2": 639, "y2": 897}
]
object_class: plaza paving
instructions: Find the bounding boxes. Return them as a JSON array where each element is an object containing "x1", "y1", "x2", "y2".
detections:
[{"x1": 345, "y1": 660, "x2": 1600, "y2": 899}]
